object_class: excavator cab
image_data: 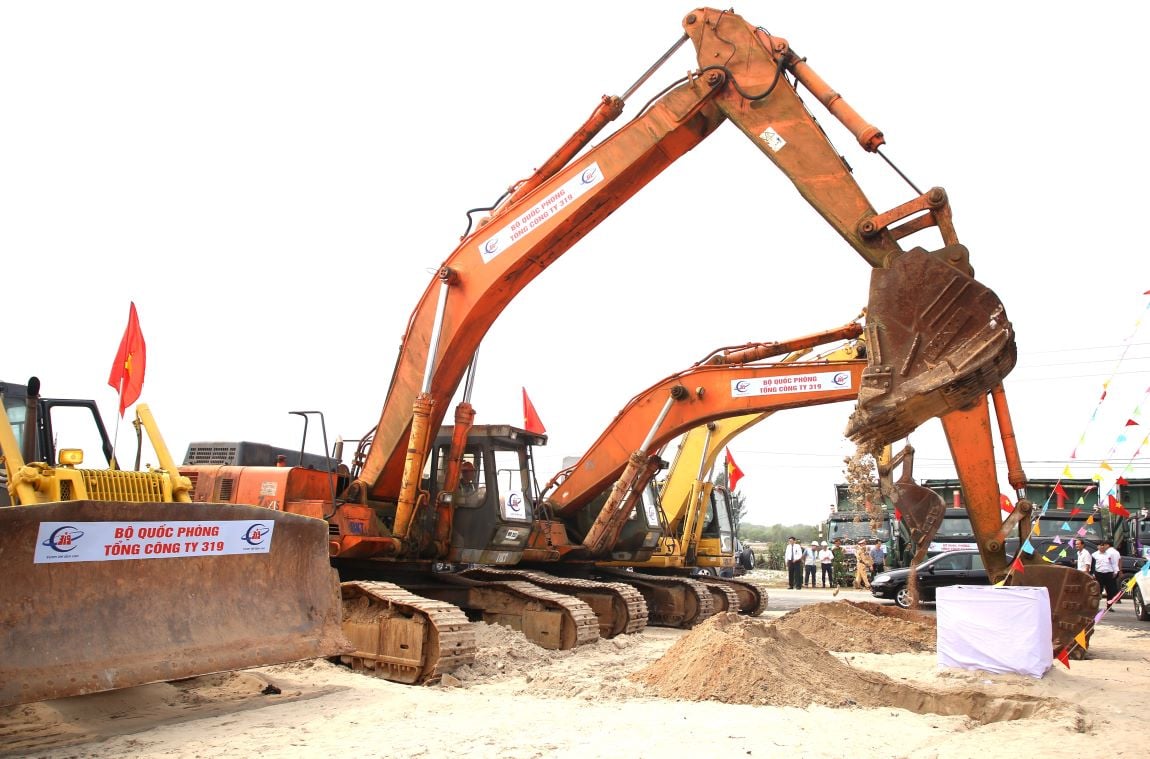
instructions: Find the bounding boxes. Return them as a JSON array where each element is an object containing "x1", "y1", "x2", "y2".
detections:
[
  {"x1": 572, "y1": 481, "x2": 663, "y2": 563},
  {"x1": 430, "y1": 424, "x2": 539, "y2": 565},
  {"x1": 694, "y1": 485, "x2": 738, "y2": 572}
]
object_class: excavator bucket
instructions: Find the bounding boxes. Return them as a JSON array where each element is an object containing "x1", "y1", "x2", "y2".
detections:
[
  {"x1": 846, "y1": 247, "x2": 1017, "y2": 446},
  {"x1": 0, "y1": 500, "x2": 351, "y2": 708},
  {"x1": 1006, "y1": 564, "x2": 1100, "y2": 658},
  {"x1": 887, "y1": 473, "x2": 947, "y2": 567}
]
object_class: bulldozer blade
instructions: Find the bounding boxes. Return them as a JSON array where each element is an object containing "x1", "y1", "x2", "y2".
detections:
[
  {"x1": 846, "y1": 248, "x2": 1017, "y2": 446},
  {"x1": 0, "y1": 500, "x2": 351, "y2": 708},
  {"x1": 1006, "y1": 564, "x2": 1101, "y2": 657},
  {"x1": 887, "y1": 476, "x2": 947, "y2": 566}
]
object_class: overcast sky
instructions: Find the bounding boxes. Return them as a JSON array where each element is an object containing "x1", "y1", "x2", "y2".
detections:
[{"x1": 3, "y1": 2, "x2": 1146, "y2": 528}]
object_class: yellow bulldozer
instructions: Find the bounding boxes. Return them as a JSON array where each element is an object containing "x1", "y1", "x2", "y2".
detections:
[{"x1": 0, "y1": 377, "x2": 349, "y2": 708}]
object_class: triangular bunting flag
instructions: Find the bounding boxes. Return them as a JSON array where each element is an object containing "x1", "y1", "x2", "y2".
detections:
[
  {"x1": 1012, "y1": 556, "x2": 1025, "y2": 573},
  {"x1": 1074, "y1": 631, "x2": 1088, "y2": 649},
  {"x1": 1056, "y1": 648, "x2": 1070, "y2": 668}
]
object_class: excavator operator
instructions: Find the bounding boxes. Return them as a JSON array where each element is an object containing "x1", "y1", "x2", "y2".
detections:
[{"x1": 458, "y1": 460, "x2": 483, "y2": 503}]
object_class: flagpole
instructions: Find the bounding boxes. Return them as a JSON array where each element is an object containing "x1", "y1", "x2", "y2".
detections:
[{"x1": 110, "y1": 375, "x2": 124, "y2": 469}]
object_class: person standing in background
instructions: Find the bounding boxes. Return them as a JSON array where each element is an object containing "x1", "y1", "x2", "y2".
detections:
[
  {"x1": 831, "y1": 538, "x2": 849, "y2": 588},
  {"x1": 818, "y1": 541, "x2": 834, "y2": 588},
  {"x1": 803, "y1": 542, "x2": 818, "y2": 588},
  {"x1": 854, "y1": 540, "x2": 873, "y2": 590},
  {"x1": 784, "y1": 537, "x2": 804, "y2": 590},
  {"x1": 1075, "y1": 538, "x2": 1092, "y2": 574},
  {"x1": 1092, "y1": 539, "x2": 1121, "y2": 604},
  {"x1": 869, "y1": 541, "x2": 886, "y2": 579}
]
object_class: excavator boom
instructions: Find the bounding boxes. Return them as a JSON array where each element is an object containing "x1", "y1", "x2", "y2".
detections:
[
  {"x1": 351, "y1": 7, "x2": 1015, "y2": 513},
  {"x1": 548, "y1": 360, "x2": 866, "y2": 521}
]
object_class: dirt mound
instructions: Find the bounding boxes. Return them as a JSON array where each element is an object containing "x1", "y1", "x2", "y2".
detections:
[
  {"x1": 632, "y1": 612, "x2": 892, "y2": 707},
  {"x1": 774, "y1": 600, "x2": 936, "y2": 653},
  {"x1": 631, "y1": 612, "x2": 1065, "y2": 721}
]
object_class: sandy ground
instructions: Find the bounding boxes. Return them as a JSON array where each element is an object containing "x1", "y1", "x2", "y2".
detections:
[{"x1": 4, "y1": 574, "x2": 1149, "y2": 758}]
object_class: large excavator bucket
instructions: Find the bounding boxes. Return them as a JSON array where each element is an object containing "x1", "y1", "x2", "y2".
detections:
[
  {"x1": 0, "y1": 500, "x2": 351, "y2": 708},
  {"x1": 1006, "y1": 564, "x2": 1100, "y2": 658},
  {"x1": 846, "y1": 247, "x2": 1017, "y2": 446}
]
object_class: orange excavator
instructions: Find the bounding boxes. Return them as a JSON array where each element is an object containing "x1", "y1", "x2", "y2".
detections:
[
  {"x1": 180, "y1": 4, "x2": 1053, "y2": 681},
  {"x1": 464, "y1": 321, "x2": 865, "y2": 629},
  {"x1": 600, "y1": 333, "x2": 870, "y2": 619}
]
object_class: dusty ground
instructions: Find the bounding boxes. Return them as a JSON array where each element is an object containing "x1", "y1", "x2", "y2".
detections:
[{"x1": 3, "y1": 576, "x2": 1149, "y2": 758}]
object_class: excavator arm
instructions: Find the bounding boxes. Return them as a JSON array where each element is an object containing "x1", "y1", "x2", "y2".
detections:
[
  {"x1": 658, "y1": 338, "x2": 868, "y2": 554},
  {"x1": 539, "y1": 324, "x2": 869, "y2": 558},
  {"x1": 349, "y1": 7, "x2": 1014, "y2": 525},
  {"x1": 881, "y1": 386, "x2": 1102, "y2": 655}
]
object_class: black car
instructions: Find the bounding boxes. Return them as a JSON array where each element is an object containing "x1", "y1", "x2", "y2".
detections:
[{"x1": 871, "y1": 549, "x2": 990, "y2": 609}]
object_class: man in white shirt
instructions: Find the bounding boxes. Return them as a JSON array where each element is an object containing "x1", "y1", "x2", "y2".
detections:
[
  {"x1": 803, "y1": 542, "x2": 819, "y2": 588},
  {"x1": 1092, "y1": 539, "x2": 1122, "y2": 604},
  {"x1": 818, "y1": 542, "x2": 835, "y2": 588},
  {"x1": 784, "y1": 537, "x2": 805, "y2": 590},
  {"x1": 1075, "y1": 538, "x2": 1092, "y2": 573}
]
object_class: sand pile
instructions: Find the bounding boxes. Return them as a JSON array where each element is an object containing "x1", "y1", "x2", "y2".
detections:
[
  {"x1": 631, "y1": 610, "x2": 1065, "y2": 722},
  {"x1": 774, "y1": 600, "x2": 936, "y2": 653},
  {"x1": 631, "y1": 612, "x2": 893, "y2": 707}
]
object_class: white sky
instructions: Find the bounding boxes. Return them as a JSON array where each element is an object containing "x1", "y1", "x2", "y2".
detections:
[{"x1": 3, "y1": 2, "x2": 1146, "y2": 527}]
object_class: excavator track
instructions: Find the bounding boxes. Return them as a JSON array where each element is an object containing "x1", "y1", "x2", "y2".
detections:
[
  {"x1": 695, "y1": 577, "x2": 768, "y2": 615},
  {"x1": 425, "y1": 574, "x2": 600, "y2": 650},
  {"x1": 593, "y1": 568, "x2": 715, "y2": 628},
  {"x1": 339, "y1": 580, "x2": 476, "y2": 685},
  {"x1": 696, "y1": 579, "x2": 742, "y2": 613},
  {"x1": 460, "y1": 567, "x2": 648, "y2": 637}
]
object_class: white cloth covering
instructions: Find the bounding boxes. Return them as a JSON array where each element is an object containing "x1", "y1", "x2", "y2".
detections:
[{"x1": 936, "y1": 585, "x2": 1052, "y2": 678}]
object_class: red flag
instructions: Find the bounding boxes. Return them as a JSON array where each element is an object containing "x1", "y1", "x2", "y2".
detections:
[
  {"x1": 1011, "y1": 556, "x2": 1025, "y2": 573},
  {"x1": 1127, "y1": 419, "x2": 1140, "y2": 427},
  {"x1": 1055, "y1": 648, "x2": 1070, "y2": 669},
  {"x1": 999, "y1": 494, "x2": 1014, "y2": 513},
  {"x1": 1108, "y1": 494, "x2": 1131, "y2": 518},
  {"x1": 725, "y1": 448, "x2": 745, "y2": 491},
  {"x1": 521, "y1": 387, "x2": 546, "y2": 434},
  {"x1": 107, "y1": 302, "x2": 147, "y2": 416}
]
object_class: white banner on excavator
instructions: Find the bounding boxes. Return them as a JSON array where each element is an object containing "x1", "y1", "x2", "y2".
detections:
[
  {"x1": 32, "y1": 520, "x2": 275, "y2": 564},
  {"x1": 730, "y1": 371, "x2": 854, "y2": 397},
  {"x1": 478, "y1": 162, "x2": 604, "y2": 263}
]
